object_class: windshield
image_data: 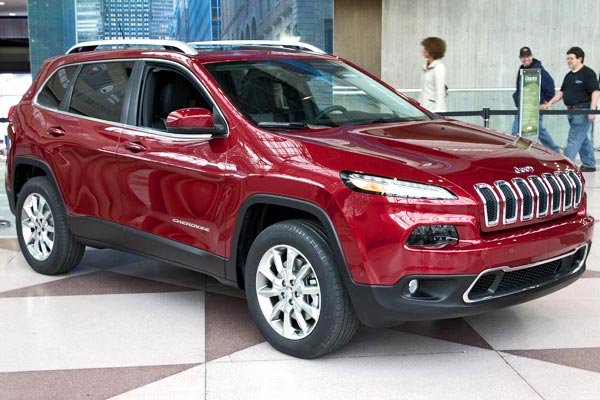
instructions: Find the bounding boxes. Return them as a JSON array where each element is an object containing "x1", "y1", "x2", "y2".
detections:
[{"x1": 204, "y1": 58, "x2": 430, "y2": 129}]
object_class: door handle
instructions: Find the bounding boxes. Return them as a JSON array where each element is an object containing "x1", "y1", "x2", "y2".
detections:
[
  {"x1": 124, "y1": 142, "x2": 147, "y2": 153},
  {"x1": 47, "y1": 127, "x2": 66, "y2": 137}
]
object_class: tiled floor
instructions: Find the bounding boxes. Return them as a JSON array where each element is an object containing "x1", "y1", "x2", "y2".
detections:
[{"x1": 1, "y1": 172, "x2": 599, "y2": 399}]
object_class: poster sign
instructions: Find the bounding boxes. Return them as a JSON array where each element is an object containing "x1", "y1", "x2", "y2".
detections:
[{"x1": 518, "y1": 69, "x2": 541, "y2": 137}]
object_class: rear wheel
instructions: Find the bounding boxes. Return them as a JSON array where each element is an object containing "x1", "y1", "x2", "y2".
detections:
[
  {"x1": 245, "y1": 219, "x2": 358, "y2": 358},
  {"x1": 16, "y1": 177, "x2": 84, "y2": 275}
]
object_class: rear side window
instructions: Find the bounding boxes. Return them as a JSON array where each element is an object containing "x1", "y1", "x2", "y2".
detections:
[
  {"x1": 69, "y1": 61, "x2": 134, "y2": 123},
  {"x1": 37, "y1": 65, "x2": 78, "y2": 109}
]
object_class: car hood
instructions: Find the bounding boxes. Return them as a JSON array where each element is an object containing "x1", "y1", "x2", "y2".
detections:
[{"x1": 292, "y1": 119, "x2": 572, "y2": 182}]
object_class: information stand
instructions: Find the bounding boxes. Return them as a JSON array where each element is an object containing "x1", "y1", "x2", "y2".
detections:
[{"x1": 518, "y1": 68, "x2": 541, "y2": 137}]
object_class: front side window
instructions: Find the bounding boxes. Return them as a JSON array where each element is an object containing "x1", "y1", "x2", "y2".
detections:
[
  {"x1": 137, "y1": 65, "x2": 212, "y2": 132},
  {"x1": 205, "y1": 58, "x2": 430, "y2": 129},
  {"x1": 69, "y1": 61, "x2": 134, "y2": 123},
  {"x1": 37, "y1": 65, "x2": 78, "y2": 109}
]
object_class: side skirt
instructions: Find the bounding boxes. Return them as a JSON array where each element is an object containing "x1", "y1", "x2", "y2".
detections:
[{"x1": 67, "y1": 215, "x2": 232, "y2": 284}]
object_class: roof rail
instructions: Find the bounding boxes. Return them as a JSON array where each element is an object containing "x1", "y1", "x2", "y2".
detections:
[
  {"x1": 188, "y1": 40, "x2": 326, "y2": 54},
  {"x1": 66, "y1": 39, "x2": 198, "y2": 55}
]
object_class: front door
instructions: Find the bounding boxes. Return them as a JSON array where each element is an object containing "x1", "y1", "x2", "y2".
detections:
[{"x1": 116, "y1": 62, "x2": 231, "y2": 272}]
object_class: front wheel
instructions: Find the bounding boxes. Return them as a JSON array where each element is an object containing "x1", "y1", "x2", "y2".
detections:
[
  {"x1": 16, "y1": 177, "x2": 85, "y2": 275},
  {"x1": 245, "y1": 220, "x2": 358, "y2": 358}
]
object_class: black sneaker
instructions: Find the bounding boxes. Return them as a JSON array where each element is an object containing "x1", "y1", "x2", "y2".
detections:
[{"x1": 580, "y1": 165, "x2": 597, "y2": 172}]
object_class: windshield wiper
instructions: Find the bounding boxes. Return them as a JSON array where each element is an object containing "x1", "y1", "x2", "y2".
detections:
[
  {"x1": 342, "y1": 116, "x2": 427, "y2": 126},
  {"x1": 257, "y1": 122, "x2": 331, "y2": 130}
]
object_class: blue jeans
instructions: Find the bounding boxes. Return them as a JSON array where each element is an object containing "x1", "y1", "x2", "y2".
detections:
[
  {"x1": 511, "y1": 114, "x2": 560, "y2": 153},
  {"x1": 564, "y1": 113, "x2": 596, "y2": 167}
]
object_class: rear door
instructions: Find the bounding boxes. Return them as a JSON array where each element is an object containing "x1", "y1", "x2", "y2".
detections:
[{"x1": 36, "y1": 61, "x2": 135, "y2": 224}]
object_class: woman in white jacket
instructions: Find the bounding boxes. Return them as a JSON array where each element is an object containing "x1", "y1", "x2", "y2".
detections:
[{"x1": 420, "y1": 37, "x2": 447, "y2": 112}]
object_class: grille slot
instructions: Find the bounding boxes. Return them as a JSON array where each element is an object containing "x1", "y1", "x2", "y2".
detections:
[
  {"x1": 495, "y1": 181, "x2": 518, "y2": 224},
  {"x1": 465, "y1": 245, "x2": 588, "y2": 302},
  {"x1": 474, "y1": 184, "x2": 499, "y2": 227},
  {"x1": 567, "y1": 171, "x2": 583, "y2": 207},
  {"x1": 556, "y1": 172, "x2": 574, "y2": 211},
  {"x1": 528, "y1": 176, "x2": 549, "y2": 217},
  {"x1": 543, "y1": 173, "x2": 562, "y2": 214},
  {"x1": 475, "y1": 171, "x2": 583, "y2": 229},
  {"x1": 513, "y1": 178, "x2": 534, "y2": 220}
]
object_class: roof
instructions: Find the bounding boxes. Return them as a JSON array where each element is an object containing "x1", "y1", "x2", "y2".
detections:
[{"x1": 66, "y1": 39, "x2": 325, "y2": 56}]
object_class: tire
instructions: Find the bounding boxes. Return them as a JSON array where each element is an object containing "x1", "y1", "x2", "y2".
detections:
[
  {"x1": 245, "y1": 219, "x2": 359, "y2": 358},
  {"x1": 16, "y1": 177, "x2": 85, "y2": 275}
]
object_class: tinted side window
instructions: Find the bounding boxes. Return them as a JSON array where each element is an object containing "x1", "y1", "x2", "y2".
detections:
[
  {"x1": 69, "y1": 61, "x2": 134, "y2": 123},
  {"x1": 138, "y1": 67, "x2": 211, "y2": 131},
  {"x1": 37, "y1": 65, "x2": 78, "y2": 109}
]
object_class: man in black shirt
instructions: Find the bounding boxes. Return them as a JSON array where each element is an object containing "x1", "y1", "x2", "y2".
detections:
[{"x1": 543, "y1": 46, "x2": 599, "y2": 172}]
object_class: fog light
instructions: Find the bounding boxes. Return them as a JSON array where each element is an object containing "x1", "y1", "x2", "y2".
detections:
[
  {"x1": 408, "y1": 279, "x2": 419, "y2": 295},
  {"x1": 406, "y1": 225, "x2": 458, "y2": 247}
]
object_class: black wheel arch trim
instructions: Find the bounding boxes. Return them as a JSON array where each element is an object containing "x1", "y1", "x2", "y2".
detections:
[
  {"x1": 8, "y1": 156, "x2": 64, "y2": 216},
  {"x1": 226, "y1": 194, "x2": 358, "y2": 289}
]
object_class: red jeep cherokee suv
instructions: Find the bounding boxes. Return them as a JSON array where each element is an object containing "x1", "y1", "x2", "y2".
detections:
[{"x1": 4, "y1": 40, "x2": 593, "y2": 358}]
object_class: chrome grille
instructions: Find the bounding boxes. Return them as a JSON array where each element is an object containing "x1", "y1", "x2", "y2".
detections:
[{"x1": 474, "y1": 171, "x2": 583, "y2": 228}]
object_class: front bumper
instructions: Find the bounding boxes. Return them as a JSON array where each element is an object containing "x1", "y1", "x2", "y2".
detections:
[{"x1": 345, "y1": 243, "x2": 589, "y2": 327}]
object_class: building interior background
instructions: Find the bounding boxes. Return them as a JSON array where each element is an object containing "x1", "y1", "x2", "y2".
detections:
[
  {"x1": 2, "y1": 0, "x2": 600, "y2": 204},
  {"x1": 0, "y1": 2, "x2": 599, "y2": 398}
]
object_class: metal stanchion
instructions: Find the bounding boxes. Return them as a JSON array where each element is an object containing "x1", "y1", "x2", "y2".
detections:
[{"x1": 481, "y1": 108, "x2": 491, "y2": 128}]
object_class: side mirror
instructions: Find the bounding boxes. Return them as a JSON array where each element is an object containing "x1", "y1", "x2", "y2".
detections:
[{"x1": 165, "y1": 107, "x2": 226, "y2": 135}]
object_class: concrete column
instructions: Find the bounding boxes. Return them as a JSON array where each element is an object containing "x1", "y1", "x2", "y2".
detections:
[{"x1": 333, "y1": 0, "x2": 381, "y2": 77}]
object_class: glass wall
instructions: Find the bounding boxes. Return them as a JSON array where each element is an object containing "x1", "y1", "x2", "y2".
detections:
[
  {"x1": 27, "y1": 0, "x2": 219, "y2": 76},
  {"x1": 220, "y1": 0, "x2": 333, "y2": 52},
  {"x1": 27, "y1": 0, "x2": 333, "y2": 76},
  {"x1": 0, "y1": 73, "x2": 32, "y2": 154}
]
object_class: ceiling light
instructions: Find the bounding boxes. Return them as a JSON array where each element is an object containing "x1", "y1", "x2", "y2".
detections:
[{"x1": 9, "y1": 13, "x2": 17, "y2": 16}]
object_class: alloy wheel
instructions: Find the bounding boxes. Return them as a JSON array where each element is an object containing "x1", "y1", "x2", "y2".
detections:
[
  {"x1": 255, "y1": 245, "x2": 321, "y2": 340},
  {"x1": 20, "y1": 193, "x2": 55, "y2": 261}
]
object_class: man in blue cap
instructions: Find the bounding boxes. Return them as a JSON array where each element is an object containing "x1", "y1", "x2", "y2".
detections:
[{"x1": 512, "y1": 46, "x2": 560, "y2": 153}]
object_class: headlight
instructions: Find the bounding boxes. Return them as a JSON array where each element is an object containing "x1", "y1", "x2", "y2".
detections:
[{"x1": 340, "y1": 171, "x2": 457, "y2": 200}]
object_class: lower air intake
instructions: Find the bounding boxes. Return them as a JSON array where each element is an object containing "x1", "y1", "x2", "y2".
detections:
[{"x1": 464, "y1": 245, "x2": 588, "y2": 302}]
